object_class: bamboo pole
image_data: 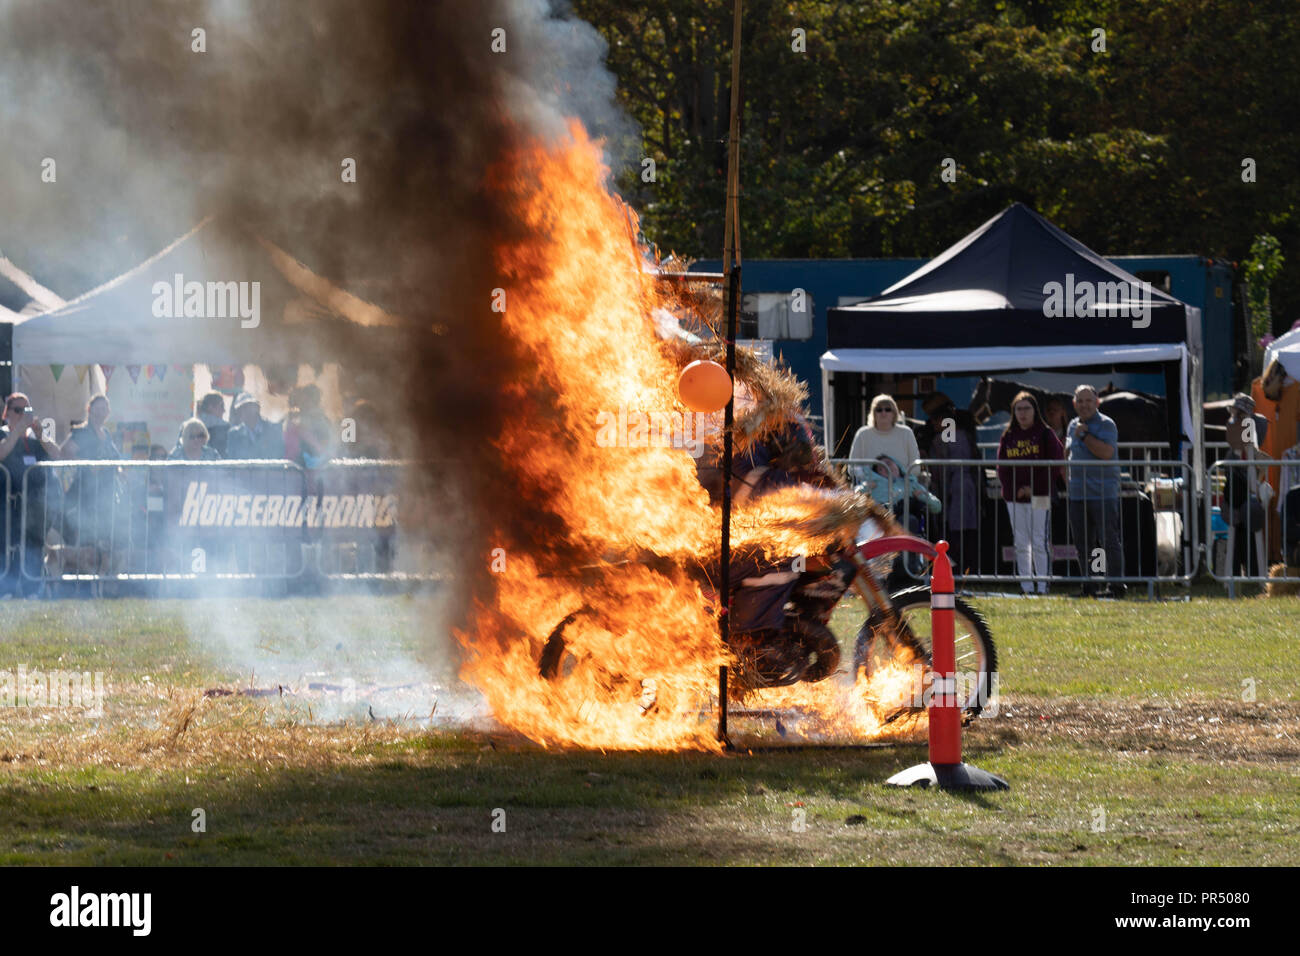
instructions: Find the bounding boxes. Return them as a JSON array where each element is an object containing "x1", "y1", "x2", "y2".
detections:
[{"x1": 717, "y1": 0, "x2": 743, "y2": 747}]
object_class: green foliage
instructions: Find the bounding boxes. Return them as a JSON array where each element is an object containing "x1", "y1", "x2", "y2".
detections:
[
  {"x1": 574, "y1": 0, "x2": 1299, "y2": 323},
  {"x1": 1244, "y1": 234, "x2": 1284, "y2": 339}
]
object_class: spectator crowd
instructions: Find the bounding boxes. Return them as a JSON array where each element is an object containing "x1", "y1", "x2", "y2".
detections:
[
  {"x1": 0, "y1": 386, "x2": 391, "y2": 597},
  {"x1": 849, "y1": 379, "x2": 1300, "y2": 598}
]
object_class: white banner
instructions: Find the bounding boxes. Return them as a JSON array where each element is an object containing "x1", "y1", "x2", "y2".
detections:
[{"x1": 103, "y1": 363, "x2": 195, "y2": 456}]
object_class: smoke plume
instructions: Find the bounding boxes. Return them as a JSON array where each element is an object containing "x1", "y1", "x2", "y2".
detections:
[{"x1": 0, "y1": 0, "x2": 640, "y2": 703}]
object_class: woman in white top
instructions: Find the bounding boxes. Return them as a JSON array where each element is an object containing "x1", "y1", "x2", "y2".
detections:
[{"x1": 848, "y1": 394, "x2": 921, "y2": 484}]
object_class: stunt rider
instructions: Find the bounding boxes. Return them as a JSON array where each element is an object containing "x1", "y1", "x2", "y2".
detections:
[{"x1": 692, "y1": 409, "x2": 858, "y2": 685}]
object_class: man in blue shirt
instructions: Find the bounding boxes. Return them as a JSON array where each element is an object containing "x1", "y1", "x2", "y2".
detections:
[
  {"x1": 225, "y1": 394, "x2": 286, "y2": 460},
  {"x1": 1065, "y1": 384, "x2": 1124, "y2": 597}
]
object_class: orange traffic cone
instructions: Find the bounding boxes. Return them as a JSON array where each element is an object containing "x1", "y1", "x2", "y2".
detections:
[{"x1": 885, "y1": 541, "x2": 1009, "y2": 791}]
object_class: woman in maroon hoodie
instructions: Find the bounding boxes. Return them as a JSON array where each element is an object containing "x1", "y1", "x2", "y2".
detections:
[{"x1": 996, "y1": 391, "x2": 1065, "y2": 594}]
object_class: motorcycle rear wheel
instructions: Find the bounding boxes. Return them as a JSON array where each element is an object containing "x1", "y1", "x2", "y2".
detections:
[
  {"x1": 537, "y1": 609, "x2": 675, "y2": 719},
  {"x1": 852, "y1": 585, "x2": 997, "y2": 718},
  {"x1": 727, "y1": 617, "x2": 841, "y2": 691}
]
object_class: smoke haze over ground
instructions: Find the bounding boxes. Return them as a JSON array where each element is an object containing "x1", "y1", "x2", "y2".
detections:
[{"x1": 0, "y1": 0, "x2": 641, "y2": 706}]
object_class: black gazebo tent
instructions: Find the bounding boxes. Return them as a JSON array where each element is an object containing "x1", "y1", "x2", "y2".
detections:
[{"x1": 820, "y1": 203, "x2": 1202, "y2": 469}]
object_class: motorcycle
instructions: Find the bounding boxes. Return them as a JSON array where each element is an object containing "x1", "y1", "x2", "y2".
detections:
[{"x1": 538, "y1": 515, "x2": 998, "y2": 723}]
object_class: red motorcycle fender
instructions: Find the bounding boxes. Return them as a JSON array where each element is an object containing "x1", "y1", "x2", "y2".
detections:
[{"x1": 855, "y1": 534, "x2": 937, "y2": 561}]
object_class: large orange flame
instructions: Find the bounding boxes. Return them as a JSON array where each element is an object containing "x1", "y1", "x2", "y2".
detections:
[{"x1": 456, "y1": 121, "x2": 920, "y2": 750}]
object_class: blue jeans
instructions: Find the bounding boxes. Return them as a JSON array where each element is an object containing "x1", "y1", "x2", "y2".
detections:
[{"x1": 1068, "y1": 497, "x2": 1123, "y2": 590}]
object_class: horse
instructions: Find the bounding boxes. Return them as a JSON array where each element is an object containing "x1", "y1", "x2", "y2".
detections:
[
  {"x1": 970, "y1": 375, "x2": 1170, "y2": 445},
  {"x1": 1095, "y1": 390, "x2": 1168, "y2": 445},
  {"x1": 968, "y1": 377, "x2": 1071, "y2": 425},
  {"x1": 1098, "y1": 381, "x2": 1165, "y2": 405}
]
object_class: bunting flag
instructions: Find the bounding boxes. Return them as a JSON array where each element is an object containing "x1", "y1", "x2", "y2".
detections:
[
  {"x1": 173, "y1": 364, "x2": 190, "y2": 377},
  {"x1": 100, "y1": 364, "x2": 115, "y2": 385},
  {"x1": 127, "y1": 365, "x2": 142, "y2": 384},
  {"x1": 152, "y1": 364, "x2": 167, "y2": 383},
  {"x1": 75, "y1": 365, "x2": 90, "y2": 384},
  {"x1": 50, "y1": 364, "x2": 65, "y2": 382}
]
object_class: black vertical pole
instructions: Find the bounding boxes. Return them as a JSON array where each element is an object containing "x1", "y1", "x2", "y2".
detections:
[
  {"x1": 718, "y1": 262, "x2": 739, "y2": 745},
  {"x1": 0, "y1": 321, "x2": 12, "y2": 398},
  {"x1": 717, "y1": 0, "x2": 743, "y2": 747}
]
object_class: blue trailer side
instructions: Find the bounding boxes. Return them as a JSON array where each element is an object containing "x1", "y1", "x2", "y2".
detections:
[
  {"x1": 692, "y1": 258, "x2": 923, "y2": 416},
  {"x1": 1109, "y1": 256, "x2": 1239, "y2": 400}
]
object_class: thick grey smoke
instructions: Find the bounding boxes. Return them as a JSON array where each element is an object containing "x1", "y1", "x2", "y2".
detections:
[
  {"x1": 0, "y1": 0, "x2": 635, "y2": 299},
  {"x1": 0, "y1": 0, "x2": 639, "y2": 714}
]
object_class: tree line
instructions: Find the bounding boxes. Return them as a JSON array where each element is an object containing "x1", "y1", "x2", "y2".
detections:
[{"x1": 575, "y1": 0, "x2": 1298, "y2": 331}]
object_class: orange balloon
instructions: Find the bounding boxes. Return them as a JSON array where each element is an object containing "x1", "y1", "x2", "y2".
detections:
[{"x1": 678, "y1": 359, "x2": 733, "y2": 413}]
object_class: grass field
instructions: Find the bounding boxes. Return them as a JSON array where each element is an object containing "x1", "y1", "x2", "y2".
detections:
[{"x1": 1, "y1": 594, "x2": 1297, "y2": 865}]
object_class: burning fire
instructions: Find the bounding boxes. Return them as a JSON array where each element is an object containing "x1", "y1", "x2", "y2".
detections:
[
  {"x1": 750, "y1": 654, "x2": 930, "y2": 742},
  {"x1": 456, "y1": 121, "x2": 922, "y2": 749}
]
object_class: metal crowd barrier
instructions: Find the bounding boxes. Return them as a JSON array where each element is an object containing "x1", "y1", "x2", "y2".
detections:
[
  {"x1": 309, "y1": 459, "x2": 442, "y2": 582},
  {"x1": 975, "y1": 441, "x2": 1182, "y2": 463},
  {"x1": 835, "y1": 455, "x2": 1197, "y2": 595},
  {"x1": 9, "y1": 459, "x2": 441, "y2": 592},
  {"x1": 4, "y1": 455, "x2": 1294, "y2": 597},
  {"x1": 0, "y1": 467, "x2": 9, "y2": 578},
  {"x1": 20, "y1": 460, "x2": 311, "y2": 587},
  {"x1": 1205, "y1": 457, "x2": 1295, "y2": 594},
  {"x1": 839, "y1": 449, "x2": 1300, "y2": 595},
  {"x1": 905, "y1": 458, "x2": 1197, "y2": 596}
]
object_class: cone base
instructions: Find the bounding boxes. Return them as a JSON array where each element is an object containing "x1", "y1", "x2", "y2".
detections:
[{"x1": 885, "y1": 761, "x2": 1010, "y2": 791}]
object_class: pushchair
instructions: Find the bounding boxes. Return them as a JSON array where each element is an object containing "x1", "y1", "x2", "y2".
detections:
[{"x1": 853, "y1": 454, "x2": 942, "y2": 585}]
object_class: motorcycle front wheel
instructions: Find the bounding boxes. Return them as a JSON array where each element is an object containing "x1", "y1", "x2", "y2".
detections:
[{"x1": 852, "y1": 585, "x2": 998, "y2": 718}]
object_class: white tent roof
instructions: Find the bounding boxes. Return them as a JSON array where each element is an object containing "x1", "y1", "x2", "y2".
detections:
[
  {"x1": 0, "y1": 251, "x2": 66, "y2": 315},
  {"x1": 820, "y1": 343, "x2": 1187, "y2": 373},
  {"x1": 12, "y1": 218, "x2": 402, "y2": 367},
  {"x1": 1265, "y1": 327, "x2": 1300, "y2": 380}
]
